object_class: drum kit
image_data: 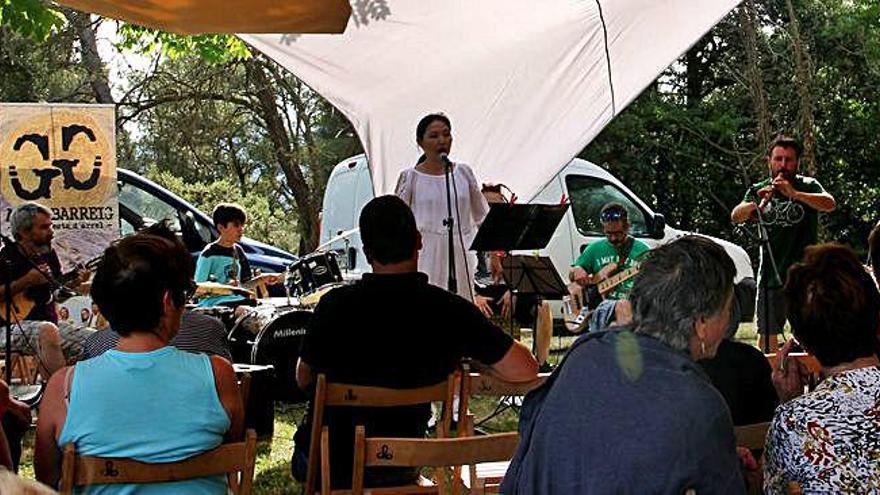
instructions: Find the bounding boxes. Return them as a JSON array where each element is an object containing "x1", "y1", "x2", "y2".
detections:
[{"x1": 192, "y1": 251, "x2": 345, "y2": 403}]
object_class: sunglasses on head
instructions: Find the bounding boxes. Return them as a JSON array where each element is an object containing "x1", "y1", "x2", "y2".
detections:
[{"x1": 600, "y1": 209, "x2": 626, "y2": 222}]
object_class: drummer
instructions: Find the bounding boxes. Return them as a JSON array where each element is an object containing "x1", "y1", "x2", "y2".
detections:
[{"x1": 195, "y1": 203, "x2": 281, "y2": 307}]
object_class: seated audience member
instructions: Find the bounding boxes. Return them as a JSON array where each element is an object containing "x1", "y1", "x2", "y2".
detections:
[
  {"x1": 291, "y1": 195, "x2": 538, "y2": 489},
  {"x1": 0, "y1": 380, "x2": 32, "y2": 471},
  {"x1": 503, "y1": 236, "x2": 744, "y2": 494},
  {"x1": 0, "y1": 379, "x2": 31, "y2": 470},
  {"x1": 699, "y1": 325, "x2": 778, "y2": 426},
  {"x1": 763, "y1": 244, "x2": 880, "y2": 494},
  {"x1": 34, "y1": 225, "x2": 243, "y2": 492},
  {"x1": 82, "y1": 311, "x2": 231, "y2": 361}
]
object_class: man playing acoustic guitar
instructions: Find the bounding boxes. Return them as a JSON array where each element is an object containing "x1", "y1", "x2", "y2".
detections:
[
  {"x1": 570, "y1": 203, "x2": 649, "y2": 332},
  {"x1": 0, "y1": 203, "x2": 94, "y2": 379}
]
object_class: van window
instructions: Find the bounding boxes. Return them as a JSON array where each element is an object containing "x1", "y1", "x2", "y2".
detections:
[
  {"x1": 119, "y1": 182, "x2": 181, "y2": 231},
  {"x1": 566, "y1": 176, "x2": 648, "y2": 236}
]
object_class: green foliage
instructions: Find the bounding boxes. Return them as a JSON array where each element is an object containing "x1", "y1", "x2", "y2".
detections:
[
  {"x1": 583, "y1": 0, "x2": 880, "y2": 262},
  {"x1": 117, "y1": 23, "x2": 250, "y2": 62},
  {"x1": 146, "y1": 168, "x2": 299, "y2": 253},
  {"x1": 0, "y1": 0, "x2": 64, "y2": 40}
]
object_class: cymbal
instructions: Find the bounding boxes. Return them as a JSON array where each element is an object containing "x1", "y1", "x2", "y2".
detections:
[
  {"x1": 194, "y1": 281, "x2": 254, "y2": 298},
  {"x1": 299, "y1": 283, "x2": 341, "y2": 307}
]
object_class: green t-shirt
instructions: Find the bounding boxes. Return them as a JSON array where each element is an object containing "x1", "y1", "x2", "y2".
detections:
[
  {"x1": 744, "y1": 175, "x2": 825, "y2": 288},
  {"x1": 573, "y1": 237, "x2": 650, "y2": 300}
]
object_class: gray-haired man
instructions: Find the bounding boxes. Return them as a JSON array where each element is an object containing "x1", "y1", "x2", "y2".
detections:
[{"x1": 0, "y1": 203, "x2": 94, "y2": 379}]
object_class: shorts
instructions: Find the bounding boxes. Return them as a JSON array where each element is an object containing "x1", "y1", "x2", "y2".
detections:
[
  {"x1": 0, "y1": 320, "x2": 96, "y2": 363},
  {"x1": 756, "y1": 285, "x2": 787, "y2": 336},
  {"x1": 588, "y1": 299, "x2": 618, "y2": 334}
]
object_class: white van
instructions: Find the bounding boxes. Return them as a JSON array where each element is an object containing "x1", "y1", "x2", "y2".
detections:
[{"x1": 319, "y1": 154, "x2": 756, "y2": 325}]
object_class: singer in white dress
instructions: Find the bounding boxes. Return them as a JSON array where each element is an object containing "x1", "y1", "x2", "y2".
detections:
[{"x1": 395, "y1": 114, "x2": 489, "y2": 302}]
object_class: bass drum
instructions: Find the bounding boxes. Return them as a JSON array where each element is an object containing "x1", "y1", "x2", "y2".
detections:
[{"x1": 228, "y1": 304, "x2": 311, "y2": 403}]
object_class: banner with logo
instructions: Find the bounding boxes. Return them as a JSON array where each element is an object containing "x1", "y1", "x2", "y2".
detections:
[{"x1": 0, "y1": 103, "x2": 118, "y2": 270}]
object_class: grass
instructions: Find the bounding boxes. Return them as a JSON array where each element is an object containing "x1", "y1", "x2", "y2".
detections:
[{"x1": 15, "y1": 322, "x2": 767, "y2": 493}]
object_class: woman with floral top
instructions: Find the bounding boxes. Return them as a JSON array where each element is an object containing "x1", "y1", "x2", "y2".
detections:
[{"x1": 765, "y1": 243, "x2": 880, "y2": 494}]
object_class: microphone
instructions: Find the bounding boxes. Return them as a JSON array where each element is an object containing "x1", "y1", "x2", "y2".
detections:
[
  {"x1": 759, "y1": 172, "x2": 784, "y2": 211},
  {"x1": 758, "y1": 187, "x2": 775, "y2": 211},
  {"x1": 438, "y1": 152, "x2": 452, "y2": 169}
]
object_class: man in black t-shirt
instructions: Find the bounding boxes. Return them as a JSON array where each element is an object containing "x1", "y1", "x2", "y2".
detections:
[{"x1": 291, "y1": 195, "x2": 538, "y2": 489}]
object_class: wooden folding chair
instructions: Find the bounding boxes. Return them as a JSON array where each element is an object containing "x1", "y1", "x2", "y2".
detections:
[
  {"x1": 305, "y1": 373, "x2": 456, "y2": 495},
  {"x1": 58, "y1": 429, "x2": 258, "y2": 495},
  {"x1": 238, "y1": 372, "x2": 253, "y2": 415},
  {"x1": 348, "y1": 426, "x2": 519, "y2": 495},
  {"x1": 734, "y1": 422, "x2": 770, "y2": 451},
  {"x1": 456, "y1": 371, "x2": 548, "y2": 493}
]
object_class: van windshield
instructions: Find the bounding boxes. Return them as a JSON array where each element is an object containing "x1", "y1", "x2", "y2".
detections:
[{"x1": 566, "y1": 176, "x2": 648, "y2": 236}]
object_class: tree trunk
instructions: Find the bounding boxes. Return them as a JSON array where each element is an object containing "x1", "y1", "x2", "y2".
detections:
[
  {"x1": 245, "y1": 57, "x2": 319, "y2": 253},
  {"x1": 738, "y1": 0, "x2": 771, "y2": 173},
  {"x1": 685, "y1": 45, "x2": 703, "y2": 108},
  {"x1": 65, "y1": 11, "x2": 114, "y2": 104},
  {"x1": 785, "y1": 0, "x2": 817, "y2": 175}
]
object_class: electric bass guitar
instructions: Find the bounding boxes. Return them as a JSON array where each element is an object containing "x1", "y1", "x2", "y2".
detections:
[
  {"x1": 596, "y1": 264, "x2": 640, "y2": 298},
  {"x1": 562, "y1": 263, "x2": 641, "y2": 333}
]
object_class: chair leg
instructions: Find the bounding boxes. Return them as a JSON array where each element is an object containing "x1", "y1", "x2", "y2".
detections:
[
  {"x1": 321, "y1": 427, "x2": 331, "y2": 495},
  {"x1": 59, "y1": 444, "x2": 76, "y2": 495},
  {"x1": 240, "y1": 430, "x2": 257, "y2": 495}
]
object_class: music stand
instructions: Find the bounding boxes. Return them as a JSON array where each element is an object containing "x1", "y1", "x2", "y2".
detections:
[
  {"x1": 500, "y1": 255, "x2": 568, "y2": 301},
  {"x1": 471, "y1": 203, "x2": 569, "y2": 337},
  {"x1": 471, "y1": 202, "x2": 569, "y2": 299},
  {"x1": 470, "y1": 203, "x2": 568, "y2": 253}
]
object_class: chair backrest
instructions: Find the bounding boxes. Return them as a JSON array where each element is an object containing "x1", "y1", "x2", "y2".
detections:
[
  {"x1": 58, "y1": 429, "x2": 257, "y2": 495},
  {"x1": 305, "y1": 373, "x2": 457, "y2": 494},
  {"x1": 734, "y1": 422, "x2": 770, "y2": 451},
  {"x1": 238, "y1": 372, "x2": 252, "y2": 413},
  {"x1": 350, "y1": 426, "x2": 519, "y2": 495},
  {"x1": 465, "y1": 372, "x2": 549, "y2": 397},
  {"x1": 457, "y1": 372, "x2": 549, "y2": 435}
]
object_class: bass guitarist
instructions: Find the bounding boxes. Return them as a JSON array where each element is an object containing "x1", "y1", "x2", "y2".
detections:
[{"x1": 569, "y1": 203, "x2": 649, "y2": 332}]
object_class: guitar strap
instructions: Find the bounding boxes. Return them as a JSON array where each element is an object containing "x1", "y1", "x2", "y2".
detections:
[{"x1": 612, "y1": 237, "x2": 635, "y2": 275}]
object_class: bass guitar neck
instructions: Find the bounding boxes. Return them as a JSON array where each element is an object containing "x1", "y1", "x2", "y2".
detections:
[{"x1": 597, "y1": 264, "x2": 640, "y2": 297}]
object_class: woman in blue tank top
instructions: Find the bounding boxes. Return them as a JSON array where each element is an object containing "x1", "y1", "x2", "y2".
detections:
[{"x1": 33, "y1": 224, "x2": 244, "y2": 493}]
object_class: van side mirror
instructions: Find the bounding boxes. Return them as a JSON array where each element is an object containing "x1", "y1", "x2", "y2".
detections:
[{"x1": 651, "y1": 214, "x2": 666, "y2": 239}]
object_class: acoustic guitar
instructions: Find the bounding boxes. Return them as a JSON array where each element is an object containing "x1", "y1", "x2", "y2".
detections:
[{"x1": 0, "y1": 263, "x2": 95, "y2": 324}]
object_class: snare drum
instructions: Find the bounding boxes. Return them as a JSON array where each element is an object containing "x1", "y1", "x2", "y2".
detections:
[
  {"x1": 288, "y1": 251, "x2": 342, "y2": 296},
  {"x1": 228, "y1": 304, "x2": 311, "y2": 402}
]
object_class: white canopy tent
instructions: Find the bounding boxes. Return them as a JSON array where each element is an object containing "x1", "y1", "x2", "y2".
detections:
[{"x1": 243, "y1": 0, "x2": 740, "y2": 200}]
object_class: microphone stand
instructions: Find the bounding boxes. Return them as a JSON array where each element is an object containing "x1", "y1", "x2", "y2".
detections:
[
  {"x1": 1, "y1": 237, "x2": 12, "y2": 384},
  {"x1": 753, "y1": 199, "x2": 783, "y2": 354},
  {"x1": 442, "y1": 156, "x2": 457, "y2": 294}
]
